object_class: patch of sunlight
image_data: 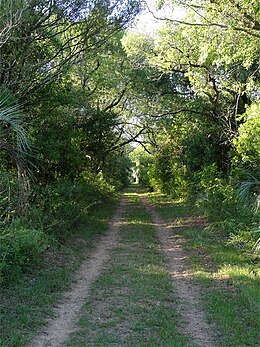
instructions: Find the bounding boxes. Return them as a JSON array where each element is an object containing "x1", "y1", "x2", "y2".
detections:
[
  {"x1": 163, "y1": 199, "x2": 185, "y2": 205},
  {"x1": 142, "y1": 192, "x2": 162, "y2": 197},
  {"x1": 129, "y1": 220, "x2": 153, "y2": 226},
  {"x1": 145, "y1": 192, "x2": 167, "y2": 199},
  {"x1": 216, "y1": 264, "x2": 260, "y2": 309},
  {"x1": 124, "y1": 192, "x2": 140, "y2": 197},
  {"x1": 193, "y1": 269, "x2": 213, "y2": 281},
  {"x1": 138, "y1": 264, "x2": 166, "y2": 275},
  {"x1": 172, "y1": 217, "x2": 187, "y2": 226},
  {"x1": 217, "y1": 264, "x2": 260, "y2": 281}
]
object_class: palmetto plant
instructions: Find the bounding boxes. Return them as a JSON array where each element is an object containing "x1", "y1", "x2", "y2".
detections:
[
  {"x1": 0, "y1": 88, "x2": 30, "y2": 221},
  {"x1": 239, "y1": 179, "x2": 260, "y2": 210}
]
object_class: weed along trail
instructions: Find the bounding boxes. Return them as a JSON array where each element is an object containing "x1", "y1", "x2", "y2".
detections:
[
  {"x1": 141, "y1": 195, "x2": 218, "y2": 347},
  {"x1": 26, "y1": 198, "x2": 126, "y2": 347}
]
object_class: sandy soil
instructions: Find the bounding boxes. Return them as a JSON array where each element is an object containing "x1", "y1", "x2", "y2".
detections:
[
  {"x1": 141, "y1": 196, "x2": 218, "y2": 347},
  {"x1": 26, "y1": 198, "x2": 125, "y2": 347}
]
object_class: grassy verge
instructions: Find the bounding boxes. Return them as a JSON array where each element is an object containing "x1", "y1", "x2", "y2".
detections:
[
  {"x1": 147, "y1": 192, "x2": 260, "y2": 347},
  {"x1": 0, "y1": 200, "x2": 117, "y2": 347},
  {"x1": 67, "y1": 192, "x2": 189, "y2": 347}
]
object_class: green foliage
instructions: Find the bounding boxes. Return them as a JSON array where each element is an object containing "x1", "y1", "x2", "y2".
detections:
[
  {"x1": 233, "y1": 102, "x2": 260, "y2": 167},
  {"x1": 193, "y1": 164, "x2": 259, "y2": 250},
  {"x1": 0, "y1": 0, "x2": 143, "y2": 190},
  {"x1": 0, "y1": 0, "x2": 259, "y2": 290},
  {"x1": 0, "y1": 87, "x2": 31, "y2": 220},
  {"x1": 0, "y1": 0, "x2": 141, "y2": 98},
  {"x1": 0, "y1": 171, "x2": 18, "y2": 222},
  {"x1": 102, "y1": 153, "x2": 133, "y2": 189},
  {"x1": 26, "y1": 177, "x2": 115, "y2": 237},
  {"x1": 196, "y1": 165, "x2": 234, "y2": 219},
  {"x1": 0, "y1": 1, "x2": 145, "y2": 289},
  {"x1": 130, "y1": 146, "x2": 153, "y2": 187},
  {"x1": 121, "y1": 0, "x2": 260, "y2": 252},
  {"x1": 149, "y1": 157, "x2": 187, "y2": 198},
  {"x1": 237, "y1": 177, "x2": 260, "y2": 252},
  {"x1": 0, "y1": 222, "x2": 51, "y2": 284},
  {"x1": 0, "y1": 87, "x2": 29, "y2": 154},
  {"x1": 1, "y1": 197, "x2": 117, "y2": 347},
  {"x1": 0, "y1": 176, "x2": 117, "y2": 284},
  {"x1": 181, "y1": 121, "x2": 229, "y2": 173},
  {"x1": 238, "y1": 178, "x2": 260, "y2": 211},
  {"x1": 32, "y1": 111, "x2": 88, "y2": 183}
]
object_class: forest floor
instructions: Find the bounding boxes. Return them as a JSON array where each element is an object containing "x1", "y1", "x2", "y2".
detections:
[{"x1": 1, "y1": 189, "x2": 259, "y2": 347}]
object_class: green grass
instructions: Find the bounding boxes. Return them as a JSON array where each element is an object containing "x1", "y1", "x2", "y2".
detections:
[
  {"x1": 0, "y1": 200, "x2": 117, "y2": 347},
  {"x1": 147, "y1": 192, "x2": 198, "y2": 219},
  {"x1": 147, "y1": 192, "x2": 260, "y2": 347},
  {"x1": 66, "y1": 193, "x2": 189, "y2": 347},
  {"x1": 3, "y1": 190, "x2": 258, "y2": 346}
]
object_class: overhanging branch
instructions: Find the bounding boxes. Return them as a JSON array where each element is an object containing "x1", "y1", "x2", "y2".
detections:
[
  {"x1": 148, "y1": 109, "x2": 202, "y2": 118},
  {"x1": 107, "y1": 127, "x2": 146, "y2": 153}
]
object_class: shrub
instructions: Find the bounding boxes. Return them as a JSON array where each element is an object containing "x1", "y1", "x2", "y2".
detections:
[
  {"x1": 25, "y1": 176, "x2": 116, "y2": 236},
  {"x1": 0, "y1": 221, "x2": 51, "y2": 284},
  {"x1": 195, "y1": 164, "x2": 259, "y2": 250},
  {"x1": 195, "y1": 164, "x2": 236, "y2": 219},
  {"x1": 233, "y1": 101, "x2": 260, "y2": 168}
]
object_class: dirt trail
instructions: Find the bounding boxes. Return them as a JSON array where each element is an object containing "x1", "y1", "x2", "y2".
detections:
[
  {"x1": 27, "y1": 194, "x2": 218, "y2": 347},
  {"x1": 141, "y1": 196, "x2": 218, "y2": 347},
  {"x1": 26, "y1": 198, "x2": 125, "y2": 347}
]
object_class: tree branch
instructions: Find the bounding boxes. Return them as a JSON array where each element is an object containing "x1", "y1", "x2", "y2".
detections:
[
  {"x1": 148, "y1": 109, "x2": 202, "y2": 118},
  {"x1": 107, "y1": 127, "x2": 146, "y2": 153},
  {"x1": 103, "y1": 89, "x2": 126, "y2": 112}
]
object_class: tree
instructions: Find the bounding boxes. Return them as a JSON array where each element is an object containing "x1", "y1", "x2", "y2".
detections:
[
  {"x1": 123, "y1": 0, "x2": 259, "y2": 171},
  {"x1": 0, "y1": 0, "x2": 141, "y2": 99},
  {"x1": 0, "y1": 0, "x2": 144, "y2": 183},
  {"x1": 233, "y1": 101, "x2": 260, "y2": 169}
]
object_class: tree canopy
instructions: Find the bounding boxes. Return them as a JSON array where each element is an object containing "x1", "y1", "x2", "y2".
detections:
[{"x1": 0, "y1": 0, "x2": 259, "y2": 247}]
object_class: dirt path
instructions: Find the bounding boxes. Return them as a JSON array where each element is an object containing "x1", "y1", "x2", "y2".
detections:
[
  {"x1": 141, "y1": 196, "x2": 218, "y2": 347},
  {"x1": 26, "y1": 194, "x2": 218, "y2": 347},
  {"x1": 26, "y1": 198, "x2": 125, "y2": 347}
]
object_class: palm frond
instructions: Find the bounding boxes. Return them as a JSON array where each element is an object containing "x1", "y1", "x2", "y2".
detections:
[
  {"x1": 0, "y1": 93, "x2": 30, "y2": 153},
  {"x1": 238, "y1": 178, "x2": 260, "y2": 213},
  {"x1": 0, "y1": 89, "x2": 32, "y2": 217}
]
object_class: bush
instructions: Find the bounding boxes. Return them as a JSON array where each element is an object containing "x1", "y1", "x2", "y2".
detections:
[
  {"x1": 0, "y1": 174, "x2": 117, "y2": 284},
  {"x1": 25, "y1": 176, "x2": 116, "y2": 236},
  {"x1": 0, "y1": 221, "x2": 51, "y2": 284},
  {"x1": 233, "y1": 101, "x2": 260, "y2": 168},
  {"x1": 195, "y1": 164, "x2": 259, "y2": 250}
]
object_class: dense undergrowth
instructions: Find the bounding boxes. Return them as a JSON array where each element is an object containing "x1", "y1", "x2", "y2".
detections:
[
  {"x1": 194, "y1": 165, "x2": 260, "y2": 252},
  {"x1": 0, "y1": 175, "x2": 117, "y2": 286}
]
